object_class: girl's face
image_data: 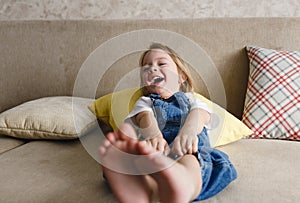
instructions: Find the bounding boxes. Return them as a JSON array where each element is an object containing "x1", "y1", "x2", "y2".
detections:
[{"x1": 141, "y1": 49, "x2": 184, "y2": 98}]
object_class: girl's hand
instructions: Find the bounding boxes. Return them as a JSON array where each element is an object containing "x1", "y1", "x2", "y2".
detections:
[
  {"x1": 171, "y1": 108, "x2": 209, "y2": 156},
  {"x1": 146, "y1": 136, "x2": 169, "y2": 154},
  {"x1": 171, "y1": 133, "x2": 198, "y2": 156},
  {"x1": 135, "y1": 111, "x2": 170, "y2": 154}
]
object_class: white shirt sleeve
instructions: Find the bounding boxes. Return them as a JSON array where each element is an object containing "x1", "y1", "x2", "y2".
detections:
[
  {"x1": 125, "y1": 96, "x2": 153, "y2": 121},
  {"x1": 185, "y1": 93, "x2": 220, "y2": 130}
]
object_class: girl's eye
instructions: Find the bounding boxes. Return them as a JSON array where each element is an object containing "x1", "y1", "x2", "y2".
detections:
[
  {"x1": 142, "y1": 66, "x2": 150, "y2": 72},
  {"x1": 159, "y1": 63, "x2": 166, "y2": 67}
]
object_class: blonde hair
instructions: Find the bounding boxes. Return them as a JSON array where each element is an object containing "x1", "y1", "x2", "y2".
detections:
[{"x1": 139, "y1": 43, "x2": 194, "y2": 95}]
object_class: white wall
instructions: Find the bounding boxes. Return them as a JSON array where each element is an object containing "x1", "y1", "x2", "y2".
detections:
[{"x1": 0, "y1": 0, "x2": 299, "y2": 20}]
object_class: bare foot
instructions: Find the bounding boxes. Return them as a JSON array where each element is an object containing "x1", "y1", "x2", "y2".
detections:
[
  {"x1": 99, "y1": 123, "x2": 202, "y2": 203},
  {"x1": 134, "y1": 135, "x2": 203, "y2": 203},
  {"x1": 106, "y1": 124, "x2": 202, "y2": 203},
  {"x1": 99, "y1": 124, "x2": 151, "y2": 203}
]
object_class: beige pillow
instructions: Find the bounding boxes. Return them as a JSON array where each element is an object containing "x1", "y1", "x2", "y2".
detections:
[{"x1": 0, "y1": 96, "x2": 97, "y2": 140}]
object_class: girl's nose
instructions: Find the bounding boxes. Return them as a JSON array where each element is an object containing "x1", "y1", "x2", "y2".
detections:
[{"x1": 149, "y1": 65, "x2": 158, "y2": 73}]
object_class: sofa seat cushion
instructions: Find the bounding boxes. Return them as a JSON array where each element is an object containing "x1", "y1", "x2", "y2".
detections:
[
  {"x1": 213, "y1": 139, "x2": 299, "y2": 203},
  {"x1": 1, "y1": 129, "x2": 299, "y2": 202},
  {"x1": 0, "y1": 131, "x2": 116, "y2": 203},
  {"x1": 0, "y1": 135, "x2": 26, "y2": 154}
]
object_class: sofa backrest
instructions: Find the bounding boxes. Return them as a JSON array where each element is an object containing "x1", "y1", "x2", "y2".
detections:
[{"x1": 1, "y1": 18, "x2": 299, "y2": 118}]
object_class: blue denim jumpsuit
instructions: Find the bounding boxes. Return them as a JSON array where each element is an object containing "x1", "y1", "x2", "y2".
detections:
[{"x1": 149, "y1": 92, "x2": 237, "y2": 201}]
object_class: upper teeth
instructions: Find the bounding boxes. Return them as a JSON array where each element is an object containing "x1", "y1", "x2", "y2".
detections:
[{"x1": 153, "y1": 77, "x2": 163, "y2": 82}]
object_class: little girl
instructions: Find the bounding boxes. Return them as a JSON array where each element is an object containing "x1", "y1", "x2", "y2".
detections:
[{"x1": 99, "y1": 43, "x2": 237, "y2": 203}]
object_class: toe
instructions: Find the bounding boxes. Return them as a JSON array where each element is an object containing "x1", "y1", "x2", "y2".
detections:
[{"x1": 118, "y1": 123, "x2": 138, "y2": 140}]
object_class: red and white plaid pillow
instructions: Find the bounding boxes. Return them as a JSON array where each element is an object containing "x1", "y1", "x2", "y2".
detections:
[{"x1": 242, "y1": 46, "x2": 300, "y2": 140}]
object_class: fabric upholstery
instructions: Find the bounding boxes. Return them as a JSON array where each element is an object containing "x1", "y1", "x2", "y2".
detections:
[
  {"x1": 0, "y1": 135, "x2": 25, "y2": 154},
  {"x1": 1, "y1": 130, "x2": 299, "y2": 202},
  {"x1": 1, "y1": 18, "x2": 300, "y2": 118},
  {"x1": 242, "y1": 46, "x2": 300, "y2": 140},
  {"x1": 0, "y1": 18, "x2": 299, "y2": 203},
  {"x1": 0, "y1": 97, "x2": 97, "y2": 139}
]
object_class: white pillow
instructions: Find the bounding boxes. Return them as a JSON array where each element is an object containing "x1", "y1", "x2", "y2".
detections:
[{"x1": 0, "y1": 96, "x2": 97, "y2": 140}]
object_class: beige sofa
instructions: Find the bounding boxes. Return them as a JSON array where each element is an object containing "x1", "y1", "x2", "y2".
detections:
[{"x1": 1, "y1": 18, "x2": 299, "y2": 203}]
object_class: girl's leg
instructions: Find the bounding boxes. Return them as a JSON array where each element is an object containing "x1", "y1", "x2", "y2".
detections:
[
  {"x1": 136, "y1": 141, "x2": 203, "y2": 203},
  {"x1": 99, "y1": 128, "x2": 153, "y2": 203},
  {"x1": 100, "y1": 123, "x2": 203, "y2": 203},
  {"x1": 102, "y1": 167, "x2": 151, "y2": 203}
]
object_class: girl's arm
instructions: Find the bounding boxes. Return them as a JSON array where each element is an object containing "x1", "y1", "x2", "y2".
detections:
[
  {"x1": 172, "y1": 108, "x2": 211, "y2": 155},
  {"x1": 134, "y1": 111, "x2": 168, "y2": 153}
]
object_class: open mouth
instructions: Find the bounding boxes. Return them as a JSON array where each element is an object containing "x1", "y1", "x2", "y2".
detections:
[{"x1": 152, "y1": 76, "x2": 164, "y2": 84}]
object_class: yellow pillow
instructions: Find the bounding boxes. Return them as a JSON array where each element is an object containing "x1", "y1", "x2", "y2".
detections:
[
  {"x1": 89, "y1": 88, "x2": 253, "y2": 147},
  {"x1": 89, "y1": 88, "x2": 143, "y2": 131}
]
